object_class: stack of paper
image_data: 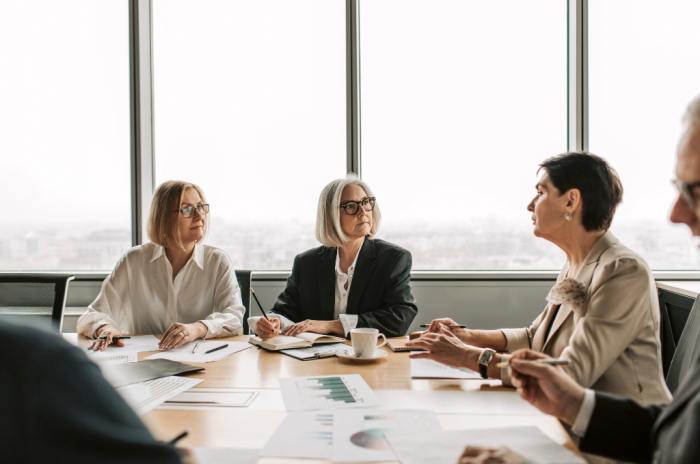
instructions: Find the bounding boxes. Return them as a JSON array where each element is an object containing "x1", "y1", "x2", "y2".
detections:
[
  {"x1": 279, "y1": 374, "x2": 381, "y2": 411},
  {"x1": 116, "y1": 376, "x2": 203, "y2": 415},
  {"x1": 87, "y1": 335, "x2": 162, "y2": 354},
  {"x1": 87, "y1": 352, "x2": 137, "y2": 365},
  {"x1": 385, "y1": 426, "x2": 585, "y2": 464},
  {"x1": 146, "y1": 340, "x2": 252, "y2": 363},
  {"x1": 410, "y1": 358, "x2": 481, "y2": 379}
]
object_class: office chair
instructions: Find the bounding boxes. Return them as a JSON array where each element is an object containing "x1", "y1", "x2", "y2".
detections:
[
  {"x1": 665, "y1": 291, "x2": 700, "y2": 394},
  {"x1": 0, "y1": 273, "x2": 75, "y2": 333},
  {"x1": 236, "y1": 270, "x2": 251, "y2": 335}
]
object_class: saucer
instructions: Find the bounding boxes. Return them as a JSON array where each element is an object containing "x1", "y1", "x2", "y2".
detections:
[{"x1": 336, "y1": 347, "x2": 388, "y2": 362}]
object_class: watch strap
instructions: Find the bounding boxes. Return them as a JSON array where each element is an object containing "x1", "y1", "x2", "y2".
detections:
[{"x1": 478, "y1": 348, "x2": 496, "y2": 379}]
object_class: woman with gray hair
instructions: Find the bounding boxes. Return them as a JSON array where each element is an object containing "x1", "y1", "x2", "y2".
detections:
[{"x1": 249, "y1": 174, "x2": 418, "y2": 339}]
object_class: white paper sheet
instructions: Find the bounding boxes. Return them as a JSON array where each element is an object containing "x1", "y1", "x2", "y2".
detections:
[
  {"x1": 259, "y1": 411, "x2": 335, "y2": 459},
  {"x1": 279, "y1": 374, "x2": 381, "y2": 411},
  {"x1": 386, "y1": 426, "x2": 585, "y2": 464},
  {"x1": 411, "y1": 358, "x2": 481, "y2": 379},
  {"x1": 146, "y1": 340, "x2": 252, "y2": 363},
  {"x1": 87, "y1": 352, "x2": 137, "y2": 365},
  {"x1": 160, "y1": 388, "x2": 258, "y2": 408},
  {"x1": 375, "y1": 390, "x2": 542, "y2": 415},
  {"x1": 194, "y1": 448, "x2": 260, "y2": 464},
  {"x1": 88, "y1": 335, "x2": 163, "y2": 354},
  {"x1": 332, "y1": 409, "x2": 441, "y2": 462},
  {"x1": 116, "y1": 376, "x2": 203, "y2": 415}
]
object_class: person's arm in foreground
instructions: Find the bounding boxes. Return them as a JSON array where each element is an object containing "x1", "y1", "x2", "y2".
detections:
[{"x1": 509, "y1": 349, "x2": 662, "y2": 463}]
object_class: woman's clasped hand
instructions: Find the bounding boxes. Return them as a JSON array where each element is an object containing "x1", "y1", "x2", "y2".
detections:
[{"x1": 159, "y1": 322, "x2": 209, "y2": 350}]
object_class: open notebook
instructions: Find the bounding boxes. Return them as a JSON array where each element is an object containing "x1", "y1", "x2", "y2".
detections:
[{"x1": 249, "y1": 332, "x2": 347, "y2": 351}]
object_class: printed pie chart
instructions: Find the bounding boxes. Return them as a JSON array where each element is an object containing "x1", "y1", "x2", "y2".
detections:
[{"x1": 350, "y1": 428, "x2": 399, "y2": 450}]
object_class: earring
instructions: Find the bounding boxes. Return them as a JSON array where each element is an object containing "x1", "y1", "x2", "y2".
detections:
[{"x1": 564, "y1": 213, "x2": 572, "y2": 221}]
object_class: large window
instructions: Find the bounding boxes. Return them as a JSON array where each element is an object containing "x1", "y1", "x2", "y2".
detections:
[
  {"x1": 360, "y1": 1, "x2": 568, "y2": 269},
  {"x1": 0, "y1": 0, "x2": 131, "y2": 271},
  {"x1": 152, "y1": 0, "x2": 346, "y2": 270},
  {"x1": 589, "y1": 0, "x2": 700, "y2": 269}
]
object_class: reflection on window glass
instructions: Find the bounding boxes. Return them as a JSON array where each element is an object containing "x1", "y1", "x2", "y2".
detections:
[
  {"x1": 361, "y1": 0, "x2": 567, "y2": 270},
  {"x1": 0, "y1": 0, "x2": 131, "y2": 271},
  {"x1": 589, "y1": 0, "x2": 700, "y2": 270},
  {"x1": 153, "y1": 0, "x2": 346, "y2": 270}
]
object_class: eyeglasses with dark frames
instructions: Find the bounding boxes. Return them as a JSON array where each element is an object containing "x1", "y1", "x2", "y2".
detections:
[
  {"x1": 673, "y1": 179, "x2": 700, "y2": 211},
  {"x1": 340, "y1": 197, "x2": 376, "y2": 215},
  {"x1": 173, "y1": 204, "x2": 210, "y2": 218}
]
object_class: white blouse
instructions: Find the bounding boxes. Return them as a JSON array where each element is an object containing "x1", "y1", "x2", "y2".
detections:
[
  {"x1": 77, "y1": 242, "x2": 245, "y2": 339},
  {"x1": 248, "y1": 244, "x2": 362, "y2": 336}
]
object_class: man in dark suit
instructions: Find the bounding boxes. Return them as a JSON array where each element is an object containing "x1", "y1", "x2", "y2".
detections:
[
  {"x1": 0, "y1": 321, "x2": 187, "y2": 464},
  {"x1": 457, "y1": 96, "x2": 700, "y2": 464}
]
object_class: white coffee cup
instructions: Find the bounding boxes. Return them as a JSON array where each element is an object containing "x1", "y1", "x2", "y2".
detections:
[{"x1": 350, "y1": 328, "x2": 387, "y2": 358}]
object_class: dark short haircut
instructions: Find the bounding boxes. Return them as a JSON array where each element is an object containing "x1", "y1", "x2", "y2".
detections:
[{"x1": 539, "y1": 152, "x2": 623, "y2": 232}]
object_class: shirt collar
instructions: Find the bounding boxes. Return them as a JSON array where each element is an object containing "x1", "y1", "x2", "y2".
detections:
[
  {"x1": 335, "y1": 240, "x2": 363, "y2": 276},
  {"x1": 150, "y1": 242, "x2": 205, "y2": 270}
]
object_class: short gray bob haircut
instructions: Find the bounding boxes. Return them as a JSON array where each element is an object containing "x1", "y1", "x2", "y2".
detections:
[
  {"x1": 685, "y1": 94, "x2": 700, "y2": 125},
  {"x1": 316, "y1": 173, "x2": 381, "y2": 248}
]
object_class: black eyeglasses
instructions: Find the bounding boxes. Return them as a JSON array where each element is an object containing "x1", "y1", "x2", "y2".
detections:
[
  {"x1": 673, "y1": 179, "x2": 700, "y2": 210},
  {"x1": 340, "y1": 197, "x2": 376, "y2": 215},
  {"x1": 174, "y1": 204, "x2": 210, "y2": 218}
]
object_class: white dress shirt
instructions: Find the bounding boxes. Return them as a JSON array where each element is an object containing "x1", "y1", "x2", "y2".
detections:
[
  {"x1": 248, "y1": 244, "x2": 361, "y2": 337},
  {"x1": 571, "y1": 388, "x2": 597, "y2": 437},
  {"x1": 77, "y1": 242, "x2": 245, "y2": 339}
]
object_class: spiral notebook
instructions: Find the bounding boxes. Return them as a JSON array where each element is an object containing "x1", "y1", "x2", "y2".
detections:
[{"x1": 387, "y1": 338, "x2": 413, "y2": 352}]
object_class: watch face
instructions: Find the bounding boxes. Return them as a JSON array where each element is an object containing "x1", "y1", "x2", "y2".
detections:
[{"x1": 479, "y1": 349, "x2": 495, "y2": 364}]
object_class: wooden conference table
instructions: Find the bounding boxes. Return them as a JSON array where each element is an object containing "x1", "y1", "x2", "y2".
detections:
[{"x1": 67, "y1": 334, "x2": 580, "y2": 462}]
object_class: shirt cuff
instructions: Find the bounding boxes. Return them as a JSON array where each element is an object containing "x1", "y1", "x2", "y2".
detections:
[
  {"x1": 339, "y1": 314, "x2": 359, "y2": 336},
  {"x1": 571, "y1": 389, "x2": 596, "y2": 437},
  {"x1": 247, "y1": 314, "x2": 294, "y2": 335}
]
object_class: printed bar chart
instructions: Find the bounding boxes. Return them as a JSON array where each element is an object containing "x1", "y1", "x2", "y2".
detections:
[{"x1": 279, "y1": 374, "x2": 381, "y2": 411}]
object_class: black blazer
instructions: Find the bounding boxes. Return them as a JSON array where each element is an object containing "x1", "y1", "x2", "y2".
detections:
[
  {"x1": 0, "y1": 322, "x2": 181, "y2": 464},
  {"x1": 580, "y1": 356, "x2": 700, "y2": 463},
  {"x1": 271, "y1": 238, "x2": 418, "y2": 338}
]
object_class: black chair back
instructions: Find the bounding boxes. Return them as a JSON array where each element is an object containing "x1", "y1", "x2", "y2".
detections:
[
  {"x1": 664, "y1": 288, "x2": 700, "y2": 393},
  {"x1": 0, "y1": 273, "x2": 75, "y2": 332},
  {"x1": 235, "y1": 270, "x2": 251, "y2": 334}
]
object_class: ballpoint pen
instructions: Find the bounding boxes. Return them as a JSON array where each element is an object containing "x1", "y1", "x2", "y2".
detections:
[
  {"x1": 496, "y1": 358, "x2": 571, "y2": 368},
  {"x1": 250, "y1": 288, "x2": 271, "y2": 321},
  {"x1": 97, "y1": 336, "x2": 132, "y2": 340},
  {"x1": 205, "y1": 344, "x2": 229, "y2": 354},
  {"x1": 192, "y1": 342, "x2": 200, "y2": 353}
]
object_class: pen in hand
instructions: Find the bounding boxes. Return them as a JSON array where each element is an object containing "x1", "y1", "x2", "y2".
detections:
[
  {"x1": 166, "y1": 429, "x2": 189, "y2": 446},
  {"x1": 419, "y1": 324, "x2": 466, "y2": 329},
  {"x1": 97, "y1": 336, "x2": 131, "y2": 340},
  {"x1": 250, "y1": 288, "x2": 270, "y2": 321},
  {"x1": 496, "y1": 358, "x2": 571, "y2": 369},
  {"x1": 205, "y1": 344, "x2": 229, "y2": 354}
]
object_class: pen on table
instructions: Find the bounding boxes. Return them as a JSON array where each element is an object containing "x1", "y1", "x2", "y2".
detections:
[
  {"x1": 419, "y1": 324, "x2": 467, "y2": 329},
  {"x1": 97, "y1": 336, "x2": 131, "y2": 340},
  {"x1": 250, "y1": 287, "x2": 271, "y2": 321},
  {"x1": 205, "y1": 343, "x2": 229, "y2": 354},
  {"x1": 166, "y1": 429, "x2": 189, "y2": 446},
  {"x1": 192, "y1": 342, "x2": 200, "y2": 354},
  {"x1": 496, "y1": 358, "x2": 571, "y2": 369}
]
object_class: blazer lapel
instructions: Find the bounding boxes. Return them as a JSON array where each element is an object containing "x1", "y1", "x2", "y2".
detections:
[
  {"x1": 317, "y1": 247, "x2": 337, "y2": 319},
  {"x1": 541, "y1": 232, "x2": 619, "y2": 351},
  {"x1": 346, "y1": 238, "x2": 376, "y2": 315},
  {"x1": 532, "y1": 302, "x2": 560, "y2": 351}
]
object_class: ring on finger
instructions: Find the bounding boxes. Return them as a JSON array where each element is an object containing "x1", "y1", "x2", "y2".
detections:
[{"x1": 180, "y1": 331, "x2": 187, "y2": 337}]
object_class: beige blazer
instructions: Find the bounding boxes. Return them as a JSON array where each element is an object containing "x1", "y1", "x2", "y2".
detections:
[{"x1": 501, "y1": 231, "x2": 671, "y2": 406}]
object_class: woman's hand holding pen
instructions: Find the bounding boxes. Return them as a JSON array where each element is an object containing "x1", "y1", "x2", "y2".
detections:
[
  {"x1": 507, "y1": 349, "x2": 585, "y2": 426},
  {"x1": 256, "y1": 317, "x2": 281, "y2": 340},
  {"x1": 425, "y1": 318, "x2": 469, "y2": 341},
  {"x1": 406, "y1": 333, "x2": 478, "y2": 369},
  {"x1": 88, "y1": 325, "x2": 124, "y2": 351},
  {"x1": 159, "y1": 322, "x2": 208, "y2": 350}
]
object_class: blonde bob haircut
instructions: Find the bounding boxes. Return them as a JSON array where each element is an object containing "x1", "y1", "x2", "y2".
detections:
[
  {"x1": 147, "y1": 180, "x2": 208, "y2": 250},
  {"x1": 316, "y1": 173, "x2": 381, "y2": 248}
]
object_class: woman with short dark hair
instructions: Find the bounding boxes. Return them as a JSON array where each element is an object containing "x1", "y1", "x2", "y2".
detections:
[{"x1": 409, "y1": 152, "x2": 670, "y2": 444}]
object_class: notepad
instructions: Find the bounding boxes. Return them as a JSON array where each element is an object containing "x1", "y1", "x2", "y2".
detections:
[
  {"x1": 249, "y1": 332, "x2": 346, "y2": 351},
  {"x1": 386, "y1": 338, "x2": 412, "y2": 352}
]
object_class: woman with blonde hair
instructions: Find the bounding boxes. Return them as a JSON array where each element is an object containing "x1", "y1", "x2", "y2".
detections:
[
  {"x1": 249, "y1": 174, "x2": 418, "y2": 340},
  {"x1": 78, "y1": 180, "x2": 245, "y2": 351}
]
